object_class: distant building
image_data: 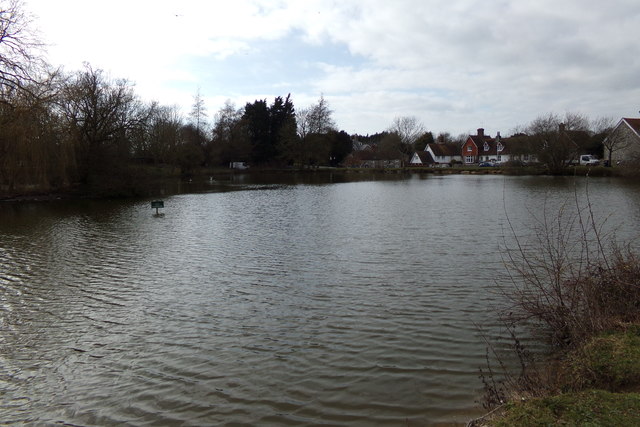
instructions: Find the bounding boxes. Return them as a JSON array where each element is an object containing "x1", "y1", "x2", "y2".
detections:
[
  {"x1": 605, "y1": 118, "x2": 640, "y2": 165},
  {"x1": 461, "y1": 128, "x2": 512, "y2": 164},
  {"x1": 409, "y1": 151, "x2": 434, "y2": 166},
  {"x1": 425, "y1": 143, "x2": 462, "y2": 165}
]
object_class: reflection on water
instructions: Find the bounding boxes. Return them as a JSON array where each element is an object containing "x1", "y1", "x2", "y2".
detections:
[{"x1": 1, "y1": 174, "x2": 639, "y2": 426}]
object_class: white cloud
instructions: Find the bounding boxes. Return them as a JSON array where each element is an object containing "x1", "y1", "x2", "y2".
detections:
[{"x1": 23, "y1": 0, "x2": 640, "y2": 135}]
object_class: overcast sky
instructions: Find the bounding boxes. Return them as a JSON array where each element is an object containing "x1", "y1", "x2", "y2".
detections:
[{"x1": 25, "y1": 0, "x2": 640, "y2": 137}]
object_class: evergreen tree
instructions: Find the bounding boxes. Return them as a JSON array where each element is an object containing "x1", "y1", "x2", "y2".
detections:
[
  {"x1": 243, "y1": 99, "x2": 271, "y2": 164},
  {"x1": 243, "y1": 95, "x2": 297, "y2": 166},
  {"x1": 270, "y1": 94, "x2": 297, "y2": 165}
]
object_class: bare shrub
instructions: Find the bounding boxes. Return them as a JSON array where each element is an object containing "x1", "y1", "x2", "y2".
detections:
[
  {"x1": 474, "y1": 181, "x2": 640, "y2": 415},
  {"x1": 499, "y1": 186, "x2": 639, "y2": 347},
  {"x1": 475, "y1": 324, "x2": 564, "y2": 417}
]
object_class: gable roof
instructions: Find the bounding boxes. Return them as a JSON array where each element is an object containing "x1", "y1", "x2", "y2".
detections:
[
  {"x1": 622, "y1": 118, "x2": 640, "y2": 137},
  {"x1": 467, "y1": 134, "x2": 493, "y2": 147},
  {"x1": 412, "y1": 151, "x2": 434, "y2": 164},
  {"x1": 427, "y1": 143, "x2": 459, "y2": 157},
  {"x1": 603, "y1": 118, "x2": 640, "y2": 147},
  {"x1": 470, "y1": 136, "x2": 511, "y2": 156}
]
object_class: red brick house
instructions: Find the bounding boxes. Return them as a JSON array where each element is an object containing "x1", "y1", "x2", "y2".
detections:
[
  {"x1": 461, "y1": 128, "x2": 511, "y2": 164},
  {"x1": 462, "y1": 128, "x2": 490, "y2": 164}
]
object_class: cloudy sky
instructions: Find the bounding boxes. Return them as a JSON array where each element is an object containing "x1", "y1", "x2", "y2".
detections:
[{"x1": 25, "y1": 0, "x2": 640, "y2": 136}]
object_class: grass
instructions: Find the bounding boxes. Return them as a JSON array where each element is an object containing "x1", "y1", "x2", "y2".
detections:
[
  {"x1": 472, "y1": 328, "x2": 640, "y2": 426},
  {"x1": 490, "y1": 390, "x2": 640, "y2": 427},
  {"x1": 566, "y1": 327, "x2": 640, "y2": 392}
]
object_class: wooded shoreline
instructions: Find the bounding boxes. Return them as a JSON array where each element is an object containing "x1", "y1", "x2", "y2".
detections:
[{"x1": 0, "y1": 163, "x2": 625, "y2": 202}]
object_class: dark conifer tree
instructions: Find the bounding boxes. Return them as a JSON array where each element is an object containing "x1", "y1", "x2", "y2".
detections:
[{"x1": 243, "y1": 99, "x2": 271, "y2": 164}]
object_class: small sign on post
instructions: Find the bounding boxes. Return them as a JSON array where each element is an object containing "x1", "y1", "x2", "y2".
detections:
[{"x1": 151, "y1": 200, "x2": 164, "y2": 215}]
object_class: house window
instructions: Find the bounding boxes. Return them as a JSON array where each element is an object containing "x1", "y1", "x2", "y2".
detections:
[
  {"x1": 497, "y1": 142, "x2": 504, "y2": 152},
  {"x1": 524, "y1": 154, "x2": 529, "y2": 161},
  {"x1": 484, "y1": 142, "x2": 490, "y2": 151},
  {"x1": 497, "y1": 155, "x2": 502, "y2": 161},
  {"x1": 467, "y1": 145, "x2": 472, "y2": 152},
  {"x1": 465, "y1": 156, "x2": 474, "y2": 163}
]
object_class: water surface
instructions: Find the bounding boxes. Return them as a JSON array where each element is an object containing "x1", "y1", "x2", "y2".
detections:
[{"x1": 1, "y1": 174, "x2": 639, "y2": 426}]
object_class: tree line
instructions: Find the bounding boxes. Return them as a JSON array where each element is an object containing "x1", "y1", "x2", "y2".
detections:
[
  {"x1": 505, "y1": 112, "x2": 615, "y2": 174},
  {"x1": 0, "y1": 60, "x2": 353, "y2": 196},
  {"x1": 0, "y1": 0, "x2": 628, "y2": 197},
  {"x1": 0, "y1": 1, "x2": 357, "y2": 196}
]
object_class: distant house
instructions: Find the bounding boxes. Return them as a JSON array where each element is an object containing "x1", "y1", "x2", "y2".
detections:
[
  {"x1": 461, "y1": 128, "x2": 512, "y2": 164},
  {"x1": 351, "y1": 138, "x2": 373, "y2": 152},
  {"x1": 425, "y1": 143, "x2": 462, "y2": 166},
  {"x1": 507, "y1": 134, "x2": 538, "y2": 164},
  {"x1": 409, "y1": 151, "x2": 434, "y2": 166},
  {"x1": 605, "y1": 118, "x2": 640, "y2": 165}
]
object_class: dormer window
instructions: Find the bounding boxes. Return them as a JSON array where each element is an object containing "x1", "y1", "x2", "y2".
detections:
[
  {"x1": 497, "y1": 142, "x2": 504, "y2": 152},
  {"x1": 483, "y1": 142, "x2": 490, "y2": 151}
]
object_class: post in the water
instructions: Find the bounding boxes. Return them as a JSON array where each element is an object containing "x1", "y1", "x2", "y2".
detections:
[{"x1": 151, "y1": 200, "x2": 164, "y2": 215}]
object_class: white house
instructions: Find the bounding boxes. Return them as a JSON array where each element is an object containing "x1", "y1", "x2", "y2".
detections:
[
  {"x1": 425, "y1": 143, "x2": 462, "y2": 166},
  {"x1": 409, "y1": 151, "x2": 434, "y2": 166}
]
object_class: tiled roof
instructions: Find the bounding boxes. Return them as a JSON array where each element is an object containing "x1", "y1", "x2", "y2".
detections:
[
  {"x1": 623, "y1": 118, "x2": 640, "y2": 135},
  {"x1": 428, "y1": 143, "x2": 459, "y2": 157},
  {"x1": 414, "y1": 151, "x2": 434, "y2": 164},
  {"x1": 468, "y1": 135, "x2": 493, "y2": 146},
  {"x1": 471, "y1": 137, "x2": 511, "y2": 155}
]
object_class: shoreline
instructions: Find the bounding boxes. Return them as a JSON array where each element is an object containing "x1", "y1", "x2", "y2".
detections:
[{"x1": 0, "y1": 164, "x2": 622, "y2": 202}]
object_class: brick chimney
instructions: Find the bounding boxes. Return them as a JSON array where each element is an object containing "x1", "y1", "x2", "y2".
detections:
[{"x1": 477, "y1": 128, "x2": 484, "y2": 137}]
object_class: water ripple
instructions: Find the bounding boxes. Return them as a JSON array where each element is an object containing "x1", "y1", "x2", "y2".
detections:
[{"x1": 1, "y1": 176, "x2": 638, "y2": 425}]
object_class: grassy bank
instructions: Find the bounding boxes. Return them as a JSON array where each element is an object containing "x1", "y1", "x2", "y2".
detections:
[
  {"x1": 468, "y1": 192, "x2": 640, "y2": 426},
  {"x1": 490, "y1": 389, "x2": 640, "y2": 426},
  {"x1": 473, "y1": 327, "x2": 640, "y2": 426}
]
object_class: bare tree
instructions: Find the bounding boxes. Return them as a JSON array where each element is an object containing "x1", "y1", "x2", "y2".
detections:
[
  {"x1": 388, "y1": 115, "x2": 426, "y2": 162},
  {"x1": 145, "y1": 104, "x2": 184, "y2": 164},
  {"x1": 587, "y1": 116, "x2": 618, "y2": 165},
  {"x1": 590, "y1": 116, "x2": 615, "y2": 135},
  {"x1": 528, "y1": 113, "x2": 581, "y2": 174},
  {"x1": 563, "y1": 112, "x2": 590, "y2": 132},
  {"x1": 189, "y1": 88, "x2": 208, "y2": 134},
  {"x1": 212, "y1": 99, "x2": 242, "y2": 143},
  {"x1": 0, "y1": 80, "x2": 72, "y2": 193},
  {"x1": 0, "y1": 0, "x2": 46, "y2": 97},
  {"x1": 210, "y1": 99, "x2": 249, "y2": 164},
  {"x1": 297, "y1": 94, "x2": 335, "y2": 137},
  {"x1": 389, "y1": 116, "x2": 425, "y2": 146},
  {"x1": 296, "y1": 106, "x2": 310, "y2": 139},
  {"x1": 60, "y1": 64, "x2": 148, "y2": 183}
]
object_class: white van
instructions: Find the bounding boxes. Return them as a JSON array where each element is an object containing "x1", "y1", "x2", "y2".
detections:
[{"x1": 579, "y1": 155, "x2": 599, "y2": 166}]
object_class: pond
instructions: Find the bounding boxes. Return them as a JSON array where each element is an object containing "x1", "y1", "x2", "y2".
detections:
[{"x1": 1, "y1": 173, "x2": 639, "y2": 425}]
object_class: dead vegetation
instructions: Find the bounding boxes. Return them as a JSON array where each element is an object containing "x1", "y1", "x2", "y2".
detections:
[{"x1": 470, "y1": 182, "x2": 640, "y2": 424}]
